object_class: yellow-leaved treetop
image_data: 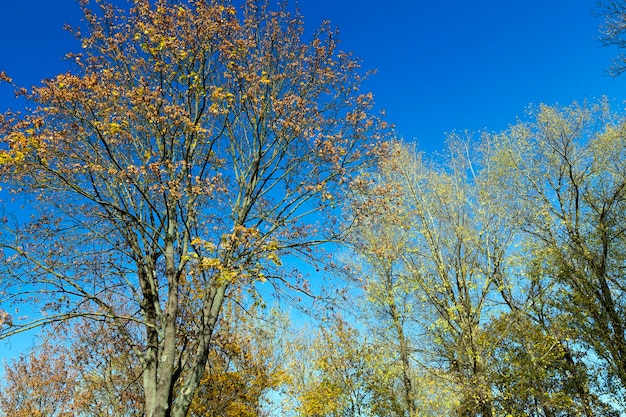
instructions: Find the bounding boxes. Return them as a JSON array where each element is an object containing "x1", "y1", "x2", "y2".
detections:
[{"x1": 346, "y1": 113, "x2": 625, "y2": 416}]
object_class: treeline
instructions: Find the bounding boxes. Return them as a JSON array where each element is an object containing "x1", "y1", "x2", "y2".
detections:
[
  {"x1": 309, "y1": 101, "x2": 626, "y2": 417},
  {"x1": 1, "y1": 1, "x2": 626, "y2": 416},
  {"x1": 3, "y1": 101, "x2": 626, "y2": 417}
]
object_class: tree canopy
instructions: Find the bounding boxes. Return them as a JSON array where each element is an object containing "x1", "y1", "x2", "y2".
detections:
[
  {"x1": 2, "y1": 1, "x2": 626, "y2": 417},
  {"x1": 0, "y1": 0, "x2": 384, "y2": 416}
]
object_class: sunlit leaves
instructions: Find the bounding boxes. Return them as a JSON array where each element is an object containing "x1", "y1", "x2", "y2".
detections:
[
  {"x1": 0, "y1": 0, "x2": 385, "y2": 416},
  {"x1": 283, "y1": 316, "x2": 389, "y2": 417},
  {"x1": 348, "y1": 138, "x2": 513, "y2": 415},
  {"x1": 486, "y1": 99, "x2": 626, "y2": 414},
  {"x1": 188, "y1": 304, "x2": 287, "y2": 417}
]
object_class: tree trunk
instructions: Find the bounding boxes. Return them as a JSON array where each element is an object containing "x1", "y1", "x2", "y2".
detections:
[{"x1": 169, "y1": 281, "x2": 228, "y2": 417}]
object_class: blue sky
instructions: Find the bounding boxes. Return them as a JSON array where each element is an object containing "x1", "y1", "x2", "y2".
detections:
[
  {"x1": 297, "y1": 0, "x2": 626, "y2": 148},
  {"x1": 2, "y1": 1, "x2": 625, "y2": 152}
]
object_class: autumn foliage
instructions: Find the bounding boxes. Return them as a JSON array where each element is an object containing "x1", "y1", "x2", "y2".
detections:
[
  {"x1": 0, "y1": 0, "x2": 384, "y2": 416},
  {"x1": 3, "y1": 1, "x2": 626, "y2": 417},
  {"x1": 339, "y1": 101, "x2": 626, "y2": 417}
]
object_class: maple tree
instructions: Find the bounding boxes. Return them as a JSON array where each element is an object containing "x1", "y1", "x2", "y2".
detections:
[{"x1": 0, "y1": 0, "x2": 385, "y2": 416}]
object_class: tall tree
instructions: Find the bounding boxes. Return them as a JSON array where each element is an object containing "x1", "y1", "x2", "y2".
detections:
[
  {"x1": 349, "y1": 139, "x2": 516, "y2": 417},
  {"x1": 0, "y1": 1, "x2": 385, "y2": 416},
  {"x1": 488, "y1": 101, "x2": 626, "y2": 411},
  {"x1": 347, "y1": 163, "x2": 419, "y2": 417}
]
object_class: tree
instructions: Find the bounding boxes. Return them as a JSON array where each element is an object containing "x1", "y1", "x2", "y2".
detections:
[
  {"x1": 347, "y1": 162, "x2": 419, "y2": 417},
  {"x1": 0, "y1": 319, "x2": 144, "y2": 417},
  {"x1": 0, "y1": 1, "x2": 385, "y2": 416},
  {"x1": 346, "y1": 105, "x2": 626, "y2": 416},
  {"x1": 0, "y1": 337, "x2": 89, "y2": 417},
  {"x1": 488, "y1": 100, "x2": 626, "y2": 411},
  {"x1": 282, "y1": 315, "x2": 393, "y2": 417},
  {"x1": 349, "y1": 139, "x2": 516, "y2": 417},
  {"x1": 599, "y1": 0, "x2": 626, "y2": 76}
]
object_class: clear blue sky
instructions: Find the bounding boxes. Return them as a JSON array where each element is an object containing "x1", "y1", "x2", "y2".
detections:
[
  {"x1": 1, "y1": 1, "x2": 625, "y2": 152},
  {"x1": 298, "y1": 0, "x2": 626, "y2": 149}
]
